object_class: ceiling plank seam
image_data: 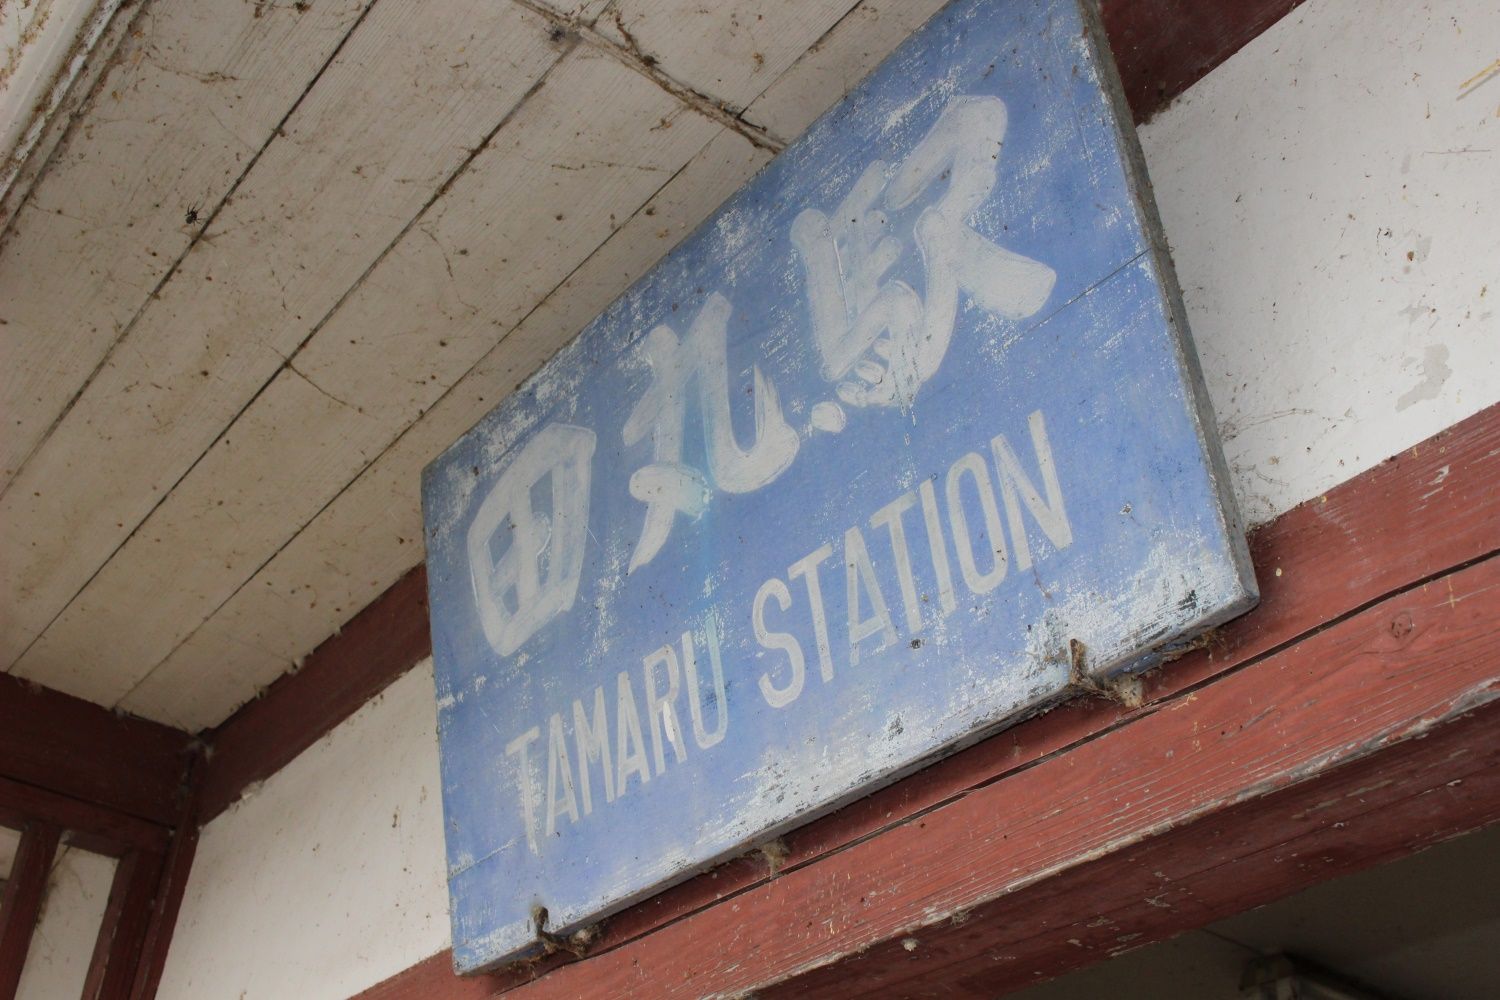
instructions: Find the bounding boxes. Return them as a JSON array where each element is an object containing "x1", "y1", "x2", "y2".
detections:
[
  {"x1": 120, "y1": 0, "x2": 936, "y2": 728},
  {"x1": 79, "y1": 12, "x2": 747, "y2": 720},
  {"x1": 7, "y1": 0, "x2": 943, "y2": 727},
  {"x1": 513, "y1": 0, "x2": 789, "y2": 153},
  {"x1": 114, "y1": 142, "x2": 712, "y2": 718},
  {"x1": 0, "y1": 0, "x2": 385, "y2": 499},
  {"x1": 3, "y1": 0, "x2": 593, "y2": 693}
]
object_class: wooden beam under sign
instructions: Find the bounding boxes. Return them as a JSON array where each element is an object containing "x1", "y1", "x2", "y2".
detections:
[
  {"x1": 784, "y1": 709, "x2": 1500, "y2": 997},
  {"x1": 759, "y1": 562, "x2": 1500, "y2": 998}
]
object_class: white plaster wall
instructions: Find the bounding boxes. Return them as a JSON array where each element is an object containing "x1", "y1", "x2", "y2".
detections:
[
  {"x1": 152, "y1": 1, "x2": 1500, "y2": 997},
  {"x1": 16, "y1": 844, "x2": 117, "y2": 1000},
  {"x1": 1145, "y1": 0, "x2": 1499, "y2": 525},
  {"x1": 155, "y1": 664, "x2": 449, "y2": 1000}
]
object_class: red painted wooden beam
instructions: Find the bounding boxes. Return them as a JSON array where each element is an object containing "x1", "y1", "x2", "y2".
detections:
[
  {"x1": 0, "y1": 674, "x2": 192, "y2": 828},
  {"x1": 80, "y1": 850, "x2": 167, "y2": 1000},
  {"x1": 0, "y1": 667, "x2": 191, "y2": 1000},
  {"x1": 0, "y1": 822, "x2": 62, "y2": 999},
  {"x1": 0, "y1": 776, "x2": 169, "y2": 857},
  {"x1": 778, "y1": 709, "x2": 1500, "y2": 998},
  {"x1": 129, "y1": 756, "x2": 203, "y2": 1000},
  {"x1": 764, "y1": 561, "x2": 1500, "y2": 998},
  {"x1": 1101, "y1": 0, "x2": 1308, "y2": 121}
]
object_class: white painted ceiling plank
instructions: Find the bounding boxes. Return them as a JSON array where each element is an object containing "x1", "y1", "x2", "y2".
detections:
[
  {"x1": 34, "y1": 0, "x2": 868, "y2": 717},
  {"x1": 744, "y1": 0, "x2": 950, "y2": 139},
  {"x1": 119, "y1": 0, "x2": 938, "y2": 729},
  {"x1": 597, "y1": 0, "x2": 862, "y2": 112},
  {"x1": 0, "y1": 0, "x2": 569, "y2": 684},
  {"x1": 535, "y1": 0, "x2": 617, "y2": 21},
  {"x1": 15, "y1": 372, "x2": 387, "y2": 705},
  {"x1": 123, "y1": 127, "x2": 768, "y2": 730},
  {"x1": 0, "y1": 0, "x2": 374, "y2": 485},
  {"x1": 23, "y1": 46, "x2": 721, "y2": 709}
]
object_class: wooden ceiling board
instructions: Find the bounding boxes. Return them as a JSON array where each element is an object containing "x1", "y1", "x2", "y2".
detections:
[
  {"x1": 597, "y1": 0, "x2": 860, "y2": 113},
  {"x1": 1, "y1": 0, "x2": 569, "y2": 693},
  {"x1": 0, "y1": 0, "x2": 374, "y2": 485},
  {"x1": 14, "y1": 369, "x2": 394, "y2": 705},
  {"x1": 119, "y1": 0, "x2": 940, "y2": 730},
  {"x1": 122, "y1": 127, "x2": 771, "y2": 729},
  {"x1": 0, "y1": 0, "x2": 973, "y2": 730},
  {"x1": 29, "y1": 42, "x2": 723, "y2": 715},
  {"x1": 744, "y1": 0, "x2": 951, "y2": 139}
]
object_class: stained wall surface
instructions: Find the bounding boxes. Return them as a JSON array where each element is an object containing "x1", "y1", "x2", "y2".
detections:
[
  {"x1": 154, "y1": 0, "x2": 1500, "y2": 996},
  {"x1": 157, "y1": 666, "x2": 448, "y2": 1000}
]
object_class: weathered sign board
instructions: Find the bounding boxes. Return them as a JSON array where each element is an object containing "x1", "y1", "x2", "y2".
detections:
[{"x1": 423, "y1": 0, "x2": 1257, "y2": 973}]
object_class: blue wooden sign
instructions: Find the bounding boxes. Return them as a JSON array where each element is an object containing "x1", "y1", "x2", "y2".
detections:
[{"x1": 423, "y1": 0, "x2": 1256, "y2": 973}]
